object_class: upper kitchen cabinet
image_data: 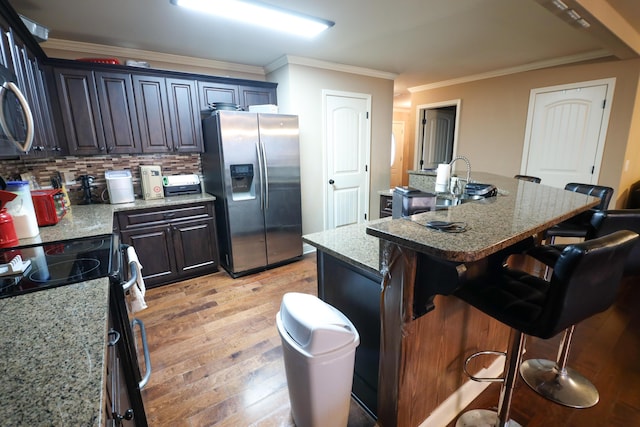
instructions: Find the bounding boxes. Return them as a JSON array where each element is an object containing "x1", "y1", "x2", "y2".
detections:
[
  {"x1": 95, "y1": 71, "x2": 140, "y2": 154},
  {"x1": 198, "y1": 80, "x2": 239, "y2": 109},
  {"x1": 53, "y1": 67, "x2": 107, "y2": 155},
  {"x1": 239, "y1": 85, "x2": 276, "y2": 110},
  {"x1": 133, "y1": 74, "x2": 173, "y2": 154},
  {"x1": 53, "y1": 67, "x2": 142, "y2": 155},
  {"x1": 133, "y1": 74, "x2": 201, "y2": 154},
  {"x1": 166, "y1": 78, "x2": 202, "y2": 153}
]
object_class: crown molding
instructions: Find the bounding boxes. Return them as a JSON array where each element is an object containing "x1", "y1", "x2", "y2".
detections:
[
  {"x1": 266, "y1": 55, "x2": 397, "y2": 80},
  {"x1": 42, "y1": 38, "x2": 266, "y2": 75},
  {"x1": 408, "y1": 49, "x2": 611, "y2": 92}
]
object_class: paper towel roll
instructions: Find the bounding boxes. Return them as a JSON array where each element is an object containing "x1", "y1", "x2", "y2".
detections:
[{"x1": 435, "y1": 163, "x2": 450, "y2": 192}]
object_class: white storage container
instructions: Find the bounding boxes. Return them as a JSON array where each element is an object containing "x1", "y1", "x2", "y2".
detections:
[
  {"x1": 105, "y1": 170, "x2": 135, "y2": 204},
  {"x1": 276, "y1": 292, "x2": 360, "y2": 427}
]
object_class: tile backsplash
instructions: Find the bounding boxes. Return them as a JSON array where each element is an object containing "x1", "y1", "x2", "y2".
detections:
[{"x1": 0, "y1": 153, "x2": 202, "y2": 204}]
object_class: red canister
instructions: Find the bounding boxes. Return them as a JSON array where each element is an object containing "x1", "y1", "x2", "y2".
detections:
[{"x1": 0, "y1": 207, "x2": 18, "y2": 248}]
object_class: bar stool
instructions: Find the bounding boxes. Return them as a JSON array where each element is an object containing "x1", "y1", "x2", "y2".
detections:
[
  {"x1": 519, "y1": 210, "x2": 640, "y2": 408},
  {"x1": 544, "y1": 183, "x2": 614, "y2": 243},
  {"x1": 454, "y1": 230, "x2": 638, "y2": 427},
  {"x1": 514, "y1": 174, "x2": 541, "y2": 183}
]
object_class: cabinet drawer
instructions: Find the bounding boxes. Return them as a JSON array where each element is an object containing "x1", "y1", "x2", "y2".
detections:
[{"x1": 117, "y1": 203, "x2": 214, "y2": 229}]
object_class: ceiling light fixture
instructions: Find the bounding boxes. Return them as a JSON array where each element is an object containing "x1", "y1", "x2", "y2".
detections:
[{"x1": 170, "y1": 0, "x2": 334, "y2": 38}]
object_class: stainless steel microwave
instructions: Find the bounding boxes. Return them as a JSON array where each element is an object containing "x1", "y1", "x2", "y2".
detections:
[{"x1": 0, "y1": 64, "x2": 34, "y2": 157}]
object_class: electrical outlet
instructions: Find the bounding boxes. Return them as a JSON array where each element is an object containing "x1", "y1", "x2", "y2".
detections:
[{"x1": 64, "y1": 172, "x2": 76, "y2": 185}]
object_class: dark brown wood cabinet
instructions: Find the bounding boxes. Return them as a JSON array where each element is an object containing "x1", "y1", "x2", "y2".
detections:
[
  {"x1": 239, "y1": 85, "x2": 276, "y2": 110},
  {"x1": 53, "y1": 67, "x2": 107, "y2": 155},
  {"x1": 166, "y1": 78, "x2": 202, "y2": 153},
  {"x1": 115, "y1": 201, "x2": 219, "y2": 288},
  {"x1": 132, "y1": 74, "x2": 173, "y2": 154},
  {"x1": 95, "y1": 71, "x2": 140, "y2": 154},
  {"x1": 198, "y1": 80, "x2": 239, "y2": 109}
]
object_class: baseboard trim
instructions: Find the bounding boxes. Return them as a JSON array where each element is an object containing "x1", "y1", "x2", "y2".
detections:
[{"x1": 418, "y1": 357, "x2": 504, "y2": 427}]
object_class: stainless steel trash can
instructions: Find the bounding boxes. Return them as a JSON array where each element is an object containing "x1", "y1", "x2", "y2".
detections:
[{"x1": 276, "y1": 292, "x2": 360, "y2": 427}]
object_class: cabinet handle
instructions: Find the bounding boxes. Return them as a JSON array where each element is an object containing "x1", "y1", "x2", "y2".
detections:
[
  {"x1": 99, "y1": 146, "x2": 105, "y2": 151},
  {"x1": 163, "y1": 212, "x2": 175, "y2": 219},
  {"x1": 107, "y1": 328, "x2": 121, "y2": 346}
]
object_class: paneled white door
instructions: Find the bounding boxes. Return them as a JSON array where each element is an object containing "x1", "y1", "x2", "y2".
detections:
[
  {"x1": 324, "y1": 92, "x2": 371, "y2": 229},
  {"x1": 522, "y1": 80, "x2": 614, "y2": 188}
]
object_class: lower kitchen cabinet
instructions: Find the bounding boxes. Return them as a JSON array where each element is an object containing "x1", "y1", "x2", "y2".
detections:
[{"x1": 115, "y1": 202, "x2": 219, "y2": 288}]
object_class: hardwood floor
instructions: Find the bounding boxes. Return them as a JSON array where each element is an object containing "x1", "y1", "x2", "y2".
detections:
[{"x1": 136, "y1": 253, "x2": 640, "y2": 427}]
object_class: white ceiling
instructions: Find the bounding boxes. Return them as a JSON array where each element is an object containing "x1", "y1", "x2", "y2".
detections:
[{"x1": 8, "y1": 0, "x2": 637, "y2": 107}]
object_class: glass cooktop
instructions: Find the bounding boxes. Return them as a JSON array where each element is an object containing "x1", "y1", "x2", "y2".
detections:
[{"x1": 0, "y1": 234, "x2": 118, "y2": 299}]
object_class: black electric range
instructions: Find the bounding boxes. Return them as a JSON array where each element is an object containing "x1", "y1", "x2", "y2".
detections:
[{"x1": 0, "y1": 233, "x2": 119, "y2": 299}]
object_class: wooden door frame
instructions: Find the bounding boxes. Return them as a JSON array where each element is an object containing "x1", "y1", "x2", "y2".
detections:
[
  {"x1": 414, "y1": 99, "x2": 461, "y2": 170},
  {"x1": 519, "y1": 78, "x2": 616, "y2": 182},
  {"x1": 321, "y1": 89, "x2": 372, "y2": 230}
]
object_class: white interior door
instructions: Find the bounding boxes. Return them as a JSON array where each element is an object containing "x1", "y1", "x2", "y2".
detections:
[
  {"x1": 521, "y1": 80, "x2": 614, "y2": 188},
  {"x1": 324, "y1": 92, "x2": 371, "y2": 229},
  {"x1": 424, "y1": 110, "x2": 455, "y2": 165}
]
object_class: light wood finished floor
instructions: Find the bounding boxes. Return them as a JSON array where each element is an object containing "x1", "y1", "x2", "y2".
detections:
[{"x1": 136, "y1": 253, "x2": 640, "y2": 427}]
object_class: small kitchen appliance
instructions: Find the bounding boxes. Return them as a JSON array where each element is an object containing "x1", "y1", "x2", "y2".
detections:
[
  {"x1": 392, "y1": 186, "x2": 436, "y2": 218},
  {"x1": 0, "y1": 190, "x2": 18, "y2": 249},
  {"x1": 105, "y1": 170, "x2": 135, "y2": 204},
  {"x1": 140, "y1": 165, "x2": 164, "y2": 200},
  {"x1": 31, "y1": 188, "x2": 67, "y2": 226},
  {"x1": 5, "y1": 180, "x2": 39, "y2": 238},
  {"x1": 162, "y1": 174, "x2": 201, "y2": 196}
]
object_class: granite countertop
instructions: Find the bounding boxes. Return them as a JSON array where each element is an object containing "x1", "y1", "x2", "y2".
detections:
[
  {"x1": 303, "y1": 218, "x2": 390, "y2": 277},
  {"x1": 367, "y1": 172, "x2": 600, "y2": 262},
  {"x1": 1, "y1": 192, "x2": 215, "y2": 426}
]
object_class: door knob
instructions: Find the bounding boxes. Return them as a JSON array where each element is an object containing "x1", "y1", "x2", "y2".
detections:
[{"x1": 329, "y1": 179, "x2": 335, "y2": 184}]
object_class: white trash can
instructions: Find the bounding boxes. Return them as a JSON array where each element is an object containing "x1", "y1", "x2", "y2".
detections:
[{"x1": 276, "y1": 292, "x2": 360, "y2": 427}]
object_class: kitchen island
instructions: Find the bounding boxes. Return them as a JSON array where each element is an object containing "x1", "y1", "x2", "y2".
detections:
[
  {"x1": 0, "y1": 193, "x2": 215, "y2": 426},
  {"x1": 304, "y1": 172, "x2": 600, "y2": 427}
]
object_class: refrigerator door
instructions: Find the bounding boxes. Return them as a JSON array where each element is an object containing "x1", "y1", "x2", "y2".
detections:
[
  {"x1": 259, "y1": 114, "x2": 303, "y2": 264},
  {"x1": 217, "y1": 111, "x2": 268, "y2": 273}
]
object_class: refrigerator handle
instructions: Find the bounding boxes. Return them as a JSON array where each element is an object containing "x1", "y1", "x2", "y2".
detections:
[
  {"x1": 256, "y1": 141, "x2": 265, "y2": 211},
  {"x1": 260, "y1": 140, "x2": 269, "y2": 210}
]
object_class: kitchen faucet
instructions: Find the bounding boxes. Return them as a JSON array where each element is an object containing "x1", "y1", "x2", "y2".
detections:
[{"x1": 449, "y1": 156, "x2": 471, "y2": 186}]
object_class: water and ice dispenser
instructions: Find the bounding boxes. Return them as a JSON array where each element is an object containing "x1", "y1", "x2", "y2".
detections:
[{"x1": 229, "y1": 164, "x2": 255, "y2": 200}]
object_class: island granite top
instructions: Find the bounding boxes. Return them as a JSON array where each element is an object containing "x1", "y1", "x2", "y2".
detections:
[{"x1": 366, "y1": 172, "x2": 600, "y2": 262}]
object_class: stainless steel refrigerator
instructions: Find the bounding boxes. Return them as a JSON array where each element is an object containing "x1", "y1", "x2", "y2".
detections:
[{"x1": 201, "y1": 111, "x2": 303, "y2": 278}]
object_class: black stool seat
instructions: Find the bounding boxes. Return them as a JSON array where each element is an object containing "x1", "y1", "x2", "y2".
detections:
[
  {"x1": 454, "y1": 230, "x2": 638, "y2": 426},
  {"x1": 544, "y1": 183, "x2": 614, "y2": 240}
]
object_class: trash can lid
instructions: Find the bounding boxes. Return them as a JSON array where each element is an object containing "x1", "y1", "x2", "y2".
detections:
[{"x1": 280, "y1": 292, "x2": 358, "y2": 355}]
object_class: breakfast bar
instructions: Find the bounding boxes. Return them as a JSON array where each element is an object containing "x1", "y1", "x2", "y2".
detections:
[{"x1": 304, "y1": 172, "x2": 600, "y2": 427}]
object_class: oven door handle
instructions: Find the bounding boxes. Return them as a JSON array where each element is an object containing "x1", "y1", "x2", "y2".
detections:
[
  {"x1": 131, "y1": 318, "x2": 152, "y2": 390},
  {"x1": 120, "y1": 244, "x2": 138, "y2": 292}
]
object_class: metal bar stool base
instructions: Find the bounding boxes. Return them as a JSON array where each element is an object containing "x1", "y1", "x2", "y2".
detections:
[
  {"x1": 455, "y1": 409, "x2": 523, "y2": 427},
  {"x1": 520, "y1": 358, "x2": 599, "y2": 408}
]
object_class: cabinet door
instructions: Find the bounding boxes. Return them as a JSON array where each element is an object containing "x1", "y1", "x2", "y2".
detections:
[
  {"x1": 198, "y1": 80, "x2": 239, "y2": 109},
  {"x1": 133, "y1": 74, "x2": 173, "y2": 154},
  {"x1": 172, "y1": 217, "x2": 219, "y2": 277},
  {"x1": 239, "y1": 85, "x2": 276, "y2": 110},
  {"x1": 120, "y1": 224, "x2": 179, "y2": 288},
  {"x1": 166, "y1": 78, "x2": 202, "y2": 153},
  {"x1": 95, "y1": 71, "x2": 140, "y2": 154},
  {"x1": 33, "y1": 60, "x2": 62, "y2": 155},
  {"x1": 54, "y1": 67, "x2": 106, "y2": 155}
]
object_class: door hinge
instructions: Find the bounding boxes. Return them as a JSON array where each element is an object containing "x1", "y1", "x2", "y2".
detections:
[
  {"x1": 365, "y1": 165, "x2": 368, "y2": 172},
  {"x1": 364, "y1": 213, "x2": 367, "y2": 220},
  {"x1": 602, "y1": 99, "x2": 606, "y2": 109},
  {"x1": 591, "y1": 165, "x2": 595, "y2": 174},
  {"x1": 366, "y1": 112, "x2": 369, "y2": 119}
]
